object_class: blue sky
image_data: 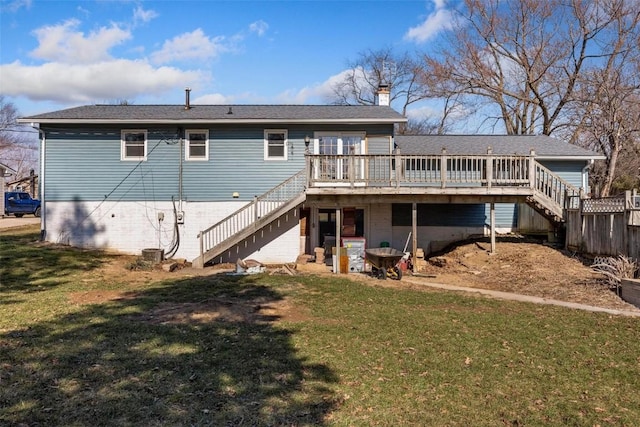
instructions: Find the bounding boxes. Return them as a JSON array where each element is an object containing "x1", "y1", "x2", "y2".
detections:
[{"x1": 0, "y1": 0, "x2": 455, "y2": 117}]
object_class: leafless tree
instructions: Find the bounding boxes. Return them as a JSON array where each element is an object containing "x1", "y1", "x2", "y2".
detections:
[
  {"x1": 573, "y1": 69, "x2": 640, "y2": 195},
  {"x1": 0, "y1": 96, "x2": 38, "y2": 179},
  {"x1": 423, "y1": 0, "x2": 636, "y2": 134},
  {"x1": 328, "y1": 47, "x2": 456, "y2": 134},
  {"x1": 567, "y1": 1, "x2": 640, "y2": 195},
  {"x1": 420, "y1": 0, "x2": 640, "y2": 195},
  {"x1": 0, "y1": 95, "x2": 20, "y2": 150}
]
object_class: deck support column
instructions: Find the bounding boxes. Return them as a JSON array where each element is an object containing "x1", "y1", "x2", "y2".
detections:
[
  {"x1": 412, "y1": 202, "x2": 418, "y2": 270},
  {"x1": 335, "y1": 207, "x2": 341, "y2": 273},
  {"x1": 490, "y1": 202, "x2": 496, "y2": 254}
]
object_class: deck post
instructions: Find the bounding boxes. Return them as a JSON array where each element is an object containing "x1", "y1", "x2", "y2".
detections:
[
  {"x1": 395, "y1": 147, "x2": 402, "y2": 188},
  {"x1": 486, "y1": 147, "x2": 493, "y2": 189},
  {"x1": 349, "y1": 154, "x2": 355, "y2": 187},
  {"x1": 335, "y1": 207, "x2": 341, "y2": 274},
  {"x1": 440, "y1": 148, "x2": 447, "y2": 188},
  {"x1": 490, "y1": 202, "x2": 496, "y2": 254},
  {"x1": 412, "y1": 202, "x2": 418, "y2": 270},
  {"x1": 529, "y1": 149, "x2": 536, "y2": 189},
  {"x1": 624, "y1": 191, "x2": 631, "y2": 255},
  {"x1": 254, "y1": 195, "x2": 259, "y2": 223},
  {"x1": 195, "y1": 231, "x2": 204, "y2": 269}
]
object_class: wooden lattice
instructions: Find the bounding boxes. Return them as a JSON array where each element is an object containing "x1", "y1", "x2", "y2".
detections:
[{"x1": 582, "y1": 196, "x2": 625, "y2": 214}]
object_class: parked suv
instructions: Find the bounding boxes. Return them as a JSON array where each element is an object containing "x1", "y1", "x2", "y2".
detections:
[{"x1": 4, "y1": 191, "x2": 41, "y2": 217}]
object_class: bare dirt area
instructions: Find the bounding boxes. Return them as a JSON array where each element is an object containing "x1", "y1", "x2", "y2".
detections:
[
  {"x1": 411, "y1": 238, "x2": 639, "y2": 312},
  {"x1": 300, "y1": 237, "x2": 639, "y2": 313},
  {"x1": 68, "y1": 238, "x2": 639, "y2": 316}
]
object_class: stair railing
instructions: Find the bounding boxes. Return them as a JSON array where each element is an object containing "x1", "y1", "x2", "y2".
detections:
[
  {"x1": 533, "y1": 162, "x2": 581, "y2": 213},
  {"x1": 198, "y1": 169, "x2": 306, "y2": 262}
]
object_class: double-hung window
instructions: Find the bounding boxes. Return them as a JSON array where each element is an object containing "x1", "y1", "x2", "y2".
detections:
[
  {"x1": 264, "y1": 129, "x2": 288, "y2": 161},
  {"x1": 186, "y1": 130, "x2": 209, "y2": 161},
  {"x1": 121, "y1": 130, "x2": 147, "y2": 161}
]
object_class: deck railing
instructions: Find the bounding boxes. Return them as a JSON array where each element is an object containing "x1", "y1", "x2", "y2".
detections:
[
  {"x1": 197, "y1": 169, "x2": 306, "y2": 262},
  {"x1": 533, "y1": 162, "x2": 581, "y2": 210},
  {"x1": 306, "y1": 152, "x2": 534, "y2": 188}
]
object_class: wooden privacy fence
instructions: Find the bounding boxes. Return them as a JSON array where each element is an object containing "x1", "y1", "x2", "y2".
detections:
[{"x1": 565, "y1": 190, "x2": 640, "y2": 260}]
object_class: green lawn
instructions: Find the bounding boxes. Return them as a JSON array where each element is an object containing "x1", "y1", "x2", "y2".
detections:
[{"x1": 1, "y1": 226, "x2": 639, "y2": 426}]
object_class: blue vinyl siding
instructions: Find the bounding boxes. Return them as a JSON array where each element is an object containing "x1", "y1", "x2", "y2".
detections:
[
  {"x1": 44, "y1": 124, "x2": 394, "y2": 202},
  {"x1": 484, "y1": 203, "x2": 518, "y2": 228},
  {"x1": 538, "y1": 160, "x2": 586, "y2": 189},
  {"x1": 45, "y1": 129, "x2": 181, "y2": 201},
  {"x1": 392, "y1": 203, "x2": 486, "y2": 227}
]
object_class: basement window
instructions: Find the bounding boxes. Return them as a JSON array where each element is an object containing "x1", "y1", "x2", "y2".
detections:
[
  {"x1": 186, "y1": 129, "x2": 209, "y2": 161},
  {"x1": 121, "y1": 130, "x2": 147, "y2": 161},
  {"x1": 264, "y1": 129, "x2": 288, "y2": 160}
]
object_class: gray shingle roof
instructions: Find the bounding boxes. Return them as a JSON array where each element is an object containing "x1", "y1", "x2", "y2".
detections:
[
  {"x1": 395, "y1": 135, "x2": 603, "y2": 159},
  {"x1": 19, "y1": 104, "x2": 407, "y2": 124}
]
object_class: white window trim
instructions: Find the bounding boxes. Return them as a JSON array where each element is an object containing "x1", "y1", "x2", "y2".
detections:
[
  {"x1": 264, "y1": 129, "x2": 288, "y2": 161},
  {"x1": 185, "y1": 129, "x2": 210, "y2": 161},
  {"x1": 121, "y1": 130, "x2": 147, "y2": 161}
]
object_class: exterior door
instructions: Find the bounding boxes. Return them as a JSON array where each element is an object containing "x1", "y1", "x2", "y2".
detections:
[{"x1": 315, "y1": 133, "x2": 365, "y2": 182}]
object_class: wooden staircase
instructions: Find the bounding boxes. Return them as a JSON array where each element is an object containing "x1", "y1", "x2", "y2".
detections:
[
  {"x1": 527, "y1": 162, "x2": 581, "y2": 225},
  {"x1": 192, "y1": 170, "x2": 307, "y2": 268}
]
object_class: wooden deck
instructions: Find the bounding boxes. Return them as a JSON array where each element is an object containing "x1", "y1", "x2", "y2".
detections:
[
  {"x1": 306, "y1": 153, "x2": 576, "y2": 200},
  {"x1": 193, "y1": 153, "x2": 581, "y2": 267}
]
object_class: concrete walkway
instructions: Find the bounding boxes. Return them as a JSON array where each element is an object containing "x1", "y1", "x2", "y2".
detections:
[
  {"x1": 0, "y1": 216, "x2": 40, "y2": 229},
  {"x1": 403, "y1": 277, "x2": 640, "y2": 317}
]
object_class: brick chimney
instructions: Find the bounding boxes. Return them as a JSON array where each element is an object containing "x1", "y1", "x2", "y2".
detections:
[{"x1": 375, "y1": 84, "x2": 390, "y2": 106}]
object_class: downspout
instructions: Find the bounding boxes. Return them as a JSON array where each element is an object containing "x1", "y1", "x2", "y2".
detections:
[
  {"x1": 32, "y1": 124, "x2": 46, "y2": 241},
  {"x1": 582, "y1": 159, "x2": 594, "y2": 194}
]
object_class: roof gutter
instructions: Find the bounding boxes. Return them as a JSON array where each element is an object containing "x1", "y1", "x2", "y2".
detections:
[
  {"x1": 534, "y1": 155, "x2": 606, "y2": 161},
  {"x1": 17, "y1": 118, "x2": 407, "y2": 125}
]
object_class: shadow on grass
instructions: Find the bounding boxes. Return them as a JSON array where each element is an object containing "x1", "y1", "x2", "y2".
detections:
[
  {"x1": 0, "y1": 227, "x2": 116, "y2": 296},
  {"x1": 0, "y1": 273, "x2": 340, "y2": 426}
]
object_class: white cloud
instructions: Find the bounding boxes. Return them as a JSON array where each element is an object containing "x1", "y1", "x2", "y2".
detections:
[
  {"x1": 0, "y1": 60, "x2": 205, "y2": 103},
  {"x1": 2, "y1": 0, "x2": 31, "y2": 13},
  {"x1": 76, "y1": 5, "x2": 90, "y2": 18},
  {"x1": 151, "y1": 29, "x2": 226, "y2": 64},
  {"x1": 406, "y1": 105, "x2": 440, "y2": 121},
  {"x1": 193, "y1": 93, "x2": 236, "y2": 104},
  {"x1": 30, "y1": 19, "x2": 131, "y2": 64},
  {"x1": 248, "y1": 20, "x2": 268, "y2": 36},
  {"x1": 404, "y1": 1, "x2": 455, "y2": 43},
  {"x1": 275, "y1": 69, "x2": 353, "y2": 104},
  {"x1": 133, "y1": 5, "x2": 158, "y2": 25}
]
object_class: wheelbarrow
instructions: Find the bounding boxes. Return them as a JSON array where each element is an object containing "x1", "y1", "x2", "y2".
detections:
[{"x1": 365, "y1": 247, "x2": 405, "y2": 280}]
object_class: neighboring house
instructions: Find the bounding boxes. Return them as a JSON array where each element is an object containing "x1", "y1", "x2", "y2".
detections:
[
  {"x1": 7, "y1": 172, "x2": 39, "y2": 199},
  {"x1": 18, "y1": 89, "x2": 604, "y2": 269},
  {"x1": 1, "y1": 162, "x2": 17, "y2": 217}
]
